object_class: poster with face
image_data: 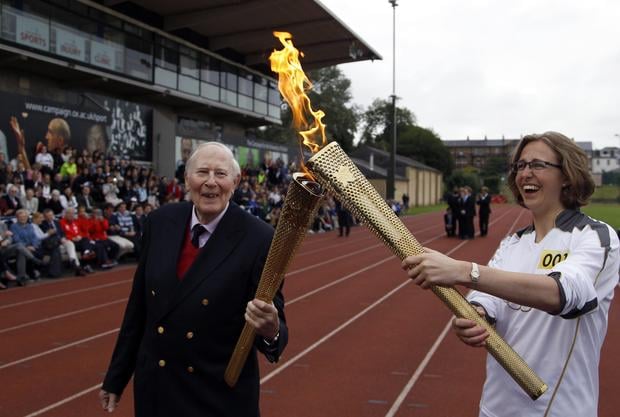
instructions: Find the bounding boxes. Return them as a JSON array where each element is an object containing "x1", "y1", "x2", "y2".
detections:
[{"x1": 0, "y1": 91, "x2": 152, "y2": 162}]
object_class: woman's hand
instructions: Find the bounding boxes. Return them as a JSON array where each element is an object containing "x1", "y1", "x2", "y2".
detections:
[
  {"x1": 401, "y1": 247, "x2": 470, "y2": 289},
  {"x1": 452, "y1": 305, "x2": 489, "y2": 347}
]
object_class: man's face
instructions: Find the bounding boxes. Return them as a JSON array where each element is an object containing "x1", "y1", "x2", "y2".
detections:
[
  {"x1": 64, "y1": 209, "x2": 75, "y2": 221},
  {"x1": 185, "y1": 145, "x2": 239, "y2": 224},
  {"x1": 16, "y1": 211, "x2": 28, "y2": 224},
  {"x1": 44, "y1": 211, "x2": 54, "y2": 222}
]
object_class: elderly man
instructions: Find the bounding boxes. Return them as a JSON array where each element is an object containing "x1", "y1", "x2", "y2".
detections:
[
  {"x1": 100, "y1": 142, "x2": 287, "y2": 417},
  {"x1": 9, "y1": 209, "x2": 46, "y2": 281}
]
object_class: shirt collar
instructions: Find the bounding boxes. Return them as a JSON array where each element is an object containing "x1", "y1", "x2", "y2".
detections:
[{"x1": 191, "y1": 202, "x2": 229, "y2": 235}]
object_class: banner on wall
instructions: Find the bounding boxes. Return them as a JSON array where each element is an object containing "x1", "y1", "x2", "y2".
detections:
[
  {"x1": 0, "y1": 91, "x2": 152, "y2": 161},
  {"x1": 174, "y1": 136, "x2": 290, "y2": 172}
]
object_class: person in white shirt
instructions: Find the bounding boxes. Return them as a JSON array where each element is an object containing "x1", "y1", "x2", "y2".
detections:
[
  {"x1": 402, "y1": 131, "x2": 619, "y2": 417},
  {"x1": 35, "y1": 145, "x2": 54, "y2": 172}
]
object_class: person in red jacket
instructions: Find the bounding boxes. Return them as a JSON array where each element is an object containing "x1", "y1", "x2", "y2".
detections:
[
  {"x1": 90, "y1": 208, "x2": 119, "y2": 267},
  {"x1": 60, "y1": 207, "x2": 114, "y2": 269}
]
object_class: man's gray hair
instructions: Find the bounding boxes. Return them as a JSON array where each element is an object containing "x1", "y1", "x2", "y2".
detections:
[{"x1": 185, "y1": 142, "x2": 241, "y2": 177}]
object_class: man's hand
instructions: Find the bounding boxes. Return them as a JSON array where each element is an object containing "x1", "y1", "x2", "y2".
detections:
[
  {"x1": 98, "y1": 389, "x2": 119, "y2": 413},
  {"x1": 245, "y1": 299, "x2": 279, "y2": 340}
]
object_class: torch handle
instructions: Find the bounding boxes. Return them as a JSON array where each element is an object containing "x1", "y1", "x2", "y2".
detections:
[
  {"x1": 224, "y1": 173, "x2": 323, "y2": 388},
  {"x1": 224, "y1": 322, "x2": 257, "y2": 387},
  {"x1": 429, "y1": 285, "x2": 547, "y2": 399}
]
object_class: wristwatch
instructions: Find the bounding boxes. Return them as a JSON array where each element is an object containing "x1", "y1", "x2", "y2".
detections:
[{"x1": 470, "y1": 262, "x2": 480, "y2": 287}]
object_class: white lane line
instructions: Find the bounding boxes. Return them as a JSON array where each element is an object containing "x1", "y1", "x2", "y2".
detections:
[
  {"x1": 384, "y1": 321, "x2": 452, "y2": 417},
  {"x1": 0, "y1": 299, "x2": 127, "y2": 334},
  {"x1": 0, "y1": 280, "x2": 132, "y2": 310},
  {"x1": 23, "y1": 383, "x2": 102, "y2": 417},
  {"x1": 0, "y1": 328, "x2": 119, "y2": 371},
  {"x1": 261, "y1": 280, "x2": 412, "y2": 385}
]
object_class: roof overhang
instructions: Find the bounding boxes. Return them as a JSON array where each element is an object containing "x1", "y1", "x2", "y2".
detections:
[{"x1": 103, "y1": 0, "x2": 382, "y2": 73}]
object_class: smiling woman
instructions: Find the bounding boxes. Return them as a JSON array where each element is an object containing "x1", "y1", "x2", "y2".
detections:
[{"x1": 401, "y1": 131, "x2": 619, "y2": 417}]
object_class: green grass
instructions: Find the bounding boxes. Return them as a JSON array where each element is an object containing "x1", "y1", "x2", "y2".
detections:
[
  {"x1": 591, "y1": 185, "x2": 620, "y2": 202},
  {"x1": 405, "y1": 204, "x2": 445, "y2": 216},
  {"x1": 582, "y1": 203, "x2": 620, "y2": 229}
]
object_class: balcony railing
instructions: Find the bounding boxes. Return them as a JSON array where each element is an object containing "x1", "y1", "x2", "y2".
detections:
[{"x1": 0, "y1": 0, "x2": 281, "y2": 121}]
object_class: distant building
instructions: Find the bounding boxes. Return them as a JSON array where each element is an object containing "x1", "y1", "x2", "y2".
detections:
[
  {"x1": 443, "y1": 137, "x2": 518, "y2": 170},
  {"x1": 350, "y1": 146, "x2": 443, "y2": 207},
  {"x1": 592, "y1": 147, "x2": 620, "y2": 174},
  {"x1": 443, "y1": 136, "x2": 593, "y2": 171}
]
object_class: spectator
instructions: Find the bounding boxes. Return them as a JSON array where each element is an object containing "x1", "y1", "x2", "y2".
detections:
[
  {"x1": 60, "y1": 186, "x2": 78, "y2": 211},
  {"x1": 335, "y1": 198, "x2": 352, "y2": 237},
  {"x1": 0, "y1": 185, "x2": 22, "y2": 216},
  {"x1": 476, "y1": 186, "x2": 491, "y2": 237},
  {"x1": 59, "y1": 207, "x2": 99, "y2": 265},
  {"x1": 10, "y1": 209, "x2": 46, "y2": 281},
  {"x1": 0, "y1": 224, "x2": 18, "y2": 287},
  {"x1": 103, "y1": 203, "x2": 134, "y2": 257},
  {"x1": 90, "y1": 208, "x2": 119, "y2": 267},
  {"x1": 102, "y1": 176, "x2": 122, "y2": 207},
  {"x1": 77, "y1": 206, "x2": 117, "y2": 269},
  {"x1": 40, "y1": 208, "x2": 88, "y2": 276},
  {"x1": 20, "y1": 188, "x2": 39, "y2": 215},
  {"x1": 30, "y1": 211, "x2": 63, "y2": 278},
  {"x1": 45, "y1": 189, "x2": 64, "y2": 216},
  {"x1": 35, "y1": 145, "x2": 54, "y2": 174},
  {"x1": 111, "y1": 202, "x2": 140, "y2": 257},
  {"x1": 76, "y1": 183, "x2": 97, "y2": 213},
  {"x1": 165, "y1": 177, "x2": 184, "y2": 202}
]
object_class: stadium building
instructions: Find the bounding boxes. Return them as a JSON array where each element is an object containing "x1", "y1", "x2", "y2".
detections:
[{"x1": 0, "y1": 0, "x2": 380, "y2": 176}]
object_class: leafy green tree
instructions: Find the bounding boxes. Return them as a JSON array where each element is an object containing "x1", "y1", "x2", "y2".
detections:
[
  {"x1": 359, "y1": 98, "x2": 416, "y2": 148},
  {"x1": 397, "y1": 125, "x2": 454, "y2": 177},
  {"x1": 256, "y1": 66, "x2": 359, "y2": 152},
  {"x1": 445, "y1": 169, "x2": 482, "y2": 192}
]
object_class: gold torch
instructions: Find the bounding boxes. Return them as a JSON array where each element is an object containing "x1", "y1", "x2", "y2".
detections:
[
  {"x1": 256, "y1": 30, "x2": 546, "y2": 400},
  {"x1": 224, "y1": 173, "x2": 323, "y2": 387},
  {"x1": 306, "y1": 142, "x2": 547, "y2": 400}
]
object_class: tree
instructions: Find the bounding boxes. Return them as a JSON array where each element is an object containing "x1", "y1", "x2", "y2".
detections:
[
  {"x1": 257, "y1": 66, "x2": 359, "y2": 152},
  {"x1": 397, "y1": 125, "x2": 454, "y2": 177},
  {"x1": 359, "y1": 98, "x2": 416, "y2": 148}
]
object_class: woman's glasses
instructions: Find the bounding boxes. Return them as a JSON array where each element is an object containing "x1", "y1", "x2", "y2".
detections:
[{"x1": 512, "y1": 159, "x2": 562, "y2": 172}]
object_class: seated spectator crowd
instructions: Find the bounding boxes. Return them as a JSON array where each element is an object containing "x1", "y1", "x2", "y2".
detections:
[{"x1": 0, "y1": 143, "x2": 356, "y2": 289}]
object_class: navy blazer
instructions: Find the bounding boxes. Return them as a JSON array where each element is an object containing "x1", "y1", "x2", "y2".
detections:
[{"x1": 102, "y1": 201, "x2": 287, "y2": 417}]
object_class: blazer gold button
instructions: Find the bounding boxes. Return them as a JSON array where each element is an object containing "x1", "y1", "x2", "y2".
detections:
[
  {"x1": 158, "y1": 359, "x2": 166, "y2": 367},
  {"x1": 151, "y1": 290, "x2": 155, "y2": 296},
  {"x1": 187, "y1": 366, "x2": 194, "y2": 373},
  {"x1": 157, "y1": 326, "x2": 164, "y2": 334},
  {"x1": 186, "y1": 331, "x2": 194, "y2": 339},
  {"x1": 201, "y1": 298, "x2": 209, "y2": 306}
]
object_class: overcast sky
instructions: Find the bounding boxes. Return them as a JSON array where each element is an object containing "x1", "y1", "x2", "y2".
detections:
[{"x1": 320, "y1": 0, "x2": 620, "y2": 150}]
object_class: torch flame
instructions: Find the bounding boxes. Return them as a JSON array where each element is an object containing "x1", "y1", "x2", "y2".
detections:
[{"x1": 270, "y1": 32, "x2": 327, "y2": 160}]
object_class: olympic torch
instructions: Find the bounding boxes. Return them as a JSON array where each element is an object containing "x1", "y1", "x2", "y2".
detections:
[
  {"x1": 263, "y1": 30, "x2": 547, "y2": 400},
  {"x1": 224, "y1": 173, "x2": 323, "y2": 387},
  {"x1": 306, "y1": 142, "x2": 547, "y2": 400}
]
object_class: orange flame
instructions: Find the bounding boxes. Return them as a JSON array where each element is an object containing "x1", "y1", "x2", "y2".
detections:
[{"x1": 269, "y1": 32, "x2": 327, "y2": 159}]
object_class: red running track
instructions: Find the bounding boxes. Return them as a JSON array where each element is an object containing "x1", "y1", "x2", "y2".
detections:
[{"x1": 1, "y1": 204, "x2": 618, "y2": 417}]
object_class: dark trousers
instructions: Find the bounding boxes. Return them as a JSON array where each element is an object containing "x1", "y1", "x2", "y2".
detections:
[{"x1": 479, "y1": 214, "x2": 489, "y2": 236}]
